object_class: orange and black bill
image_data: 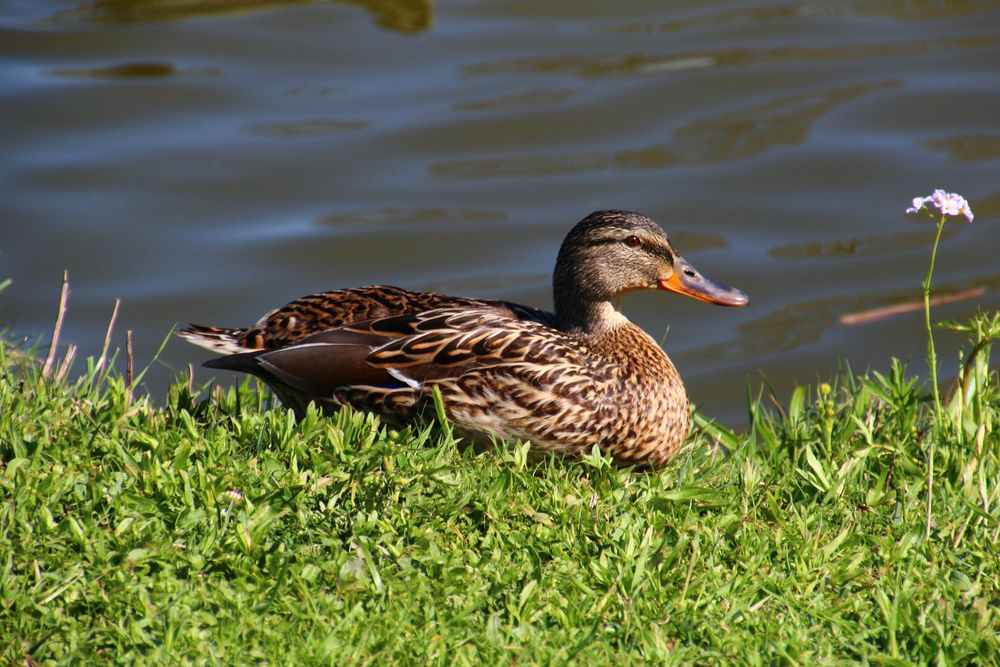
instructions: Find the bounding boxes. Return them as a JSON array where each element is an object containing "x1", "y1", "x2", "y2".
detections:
[{"x1": 658, "y1": 257, "x2": 750, "y2": 307}]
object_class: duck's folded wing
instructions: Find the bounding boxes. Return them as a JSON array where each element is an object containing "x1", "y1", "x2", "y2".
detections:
[
  {"x1": 183, "y1": 285, "x2": 558, "y2": 354},
  {"x1": 203, "y1": 327, "x2": 395, "y2": 397},
  {"x1": 244, "y1": 285, "x2": 483, "y2": 348},
  {"x1": 203, "y1": 306, "x2": 576, "y2": 401},
  {"x1": 360, "y1": 308, "x2": 581, "y2": 384}
]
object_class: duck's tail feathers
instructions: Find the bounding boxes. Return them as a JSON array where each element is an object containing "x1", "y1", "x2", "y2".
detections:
[{"x1": 176, "y1": 324, "x2": 252, "y2": 355}]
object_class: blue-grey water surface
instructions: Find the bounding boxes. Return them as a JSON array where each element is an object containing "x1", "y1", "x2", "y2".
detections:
[{"x1": 2, "y1": 0, "x2": 999, "y2": 426}]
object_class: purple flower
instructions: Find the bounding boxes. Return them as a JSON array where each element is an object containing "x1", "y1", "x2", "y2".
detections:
[
  {"x1": 223, "y1": 489, "x2": 243, "y2": 502},
  {"x1": 907, "y1": 197, "x2": 928, "y2": 214},
  {"x1": 906, "y1": 189, "x2": 974, "y2": 222}
]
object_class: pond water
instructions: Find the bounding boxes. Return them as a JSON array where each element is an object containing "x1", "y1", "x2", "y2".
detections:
[{"x1": 2, "y1": 0, "x2": 999, "y2": 426}]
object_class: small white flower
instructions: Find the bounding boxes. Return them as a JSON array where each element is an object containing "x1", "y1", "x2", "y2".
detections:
[
  {"x1": 906, "y1": 196, "x2": 929, "y2": 214},
  {"x1": 907, "y1": 189, "x2": 974, "y2": 222}
]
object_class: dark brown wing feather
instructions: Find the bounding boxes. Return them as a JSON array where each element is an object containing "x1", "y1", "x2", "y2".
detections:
[
  {"x1": 180, "y1": 285, "x2": 556, "y2": 354},
  {"x1": 204, "y1": 327, "x2": 395, "y2": 396}
]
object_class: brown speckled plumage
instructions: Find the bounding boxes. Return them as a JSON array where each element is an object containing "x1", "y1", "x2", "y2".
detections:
[
  {"x1": 178, "y1": 210, "x2": 749, "y2": 466},
  {"x1": 178, "y1": 285, "x2": 556, "y2": 354}
]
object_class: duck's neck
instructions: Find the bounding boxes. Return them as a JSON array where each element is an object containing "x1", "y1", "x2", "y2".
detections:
[
  {"x1": 554, "y1": 290, "x2": 629, "y2": 335},
  {"x1": 552, "y1": 252, "x2": 633, "y2": 334}
]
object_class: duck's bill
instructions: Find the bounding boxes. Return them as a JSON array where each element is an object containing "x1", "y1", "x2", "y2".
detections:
[{"x1": 658, "y1": 258, "x2": 750, "y2": 307}]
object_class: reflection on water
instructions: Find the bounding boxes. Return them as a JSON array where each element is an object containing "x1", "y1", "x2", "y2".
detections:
[
  {"x1": 51, "y1": 61, "x2": 179, "y2": 78},
  {"x1": 687, "y1": 295, "x2": 855, "y2": 364},
  {"x1": 924, "y1": 134, "x2": 1000, "y2": 163},
  {"x1": 456, "y1": 88, "x2": 579, "y2": 113},
  {"x1": 70, "y1": 0, "x2": 309, "y2": 22},
  {"x1": 769, "y1": 228, "x2": 960, "y2": 260},
  {"x1": 463, "y1": 38, "x2": 993, "y2": 80},
  {"x1": 686, "y1": 273, "x2": 1000, "y2": 367},
  {"x1": 318, "y1": 208, "x2": 507, "y2": 235},
  {"x1": 971, "y1": 191, "x2": 1000, "y2": 219},
  {"x1": 667, "y1": 83, "x2": 893, "y2": 163},
  {"x1": 343, "y1": 0, "x2": 431, "y2": 33},
  {"x1": 246, "y1": 119, "x2": 368, "y2": 138},
  {"x1": 665, "y1": 232, "x2": 729, "y2": 255},
  {"x1": 74, "y1": 0, "x2": 432, "y2": 32},
  {"x1": 432, "y1": 82, "x2": 892, "y2": 179}
]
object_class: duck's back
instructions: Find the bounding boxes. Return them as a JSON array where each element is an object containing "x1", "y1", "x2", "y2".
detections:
[{"x1": 178, "y1": 285, "x2": 556, "y2": 355}]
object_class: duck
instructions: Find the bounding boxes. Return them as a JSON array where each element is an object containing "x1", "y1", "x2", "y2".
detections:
[{"x1": 178, "y1": 210, "x2": 749, "y2": 466}]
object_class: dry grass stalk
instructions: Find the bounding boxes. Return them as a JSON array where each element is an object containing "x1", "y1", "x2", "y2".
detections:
[
  {"x1": 42, "y1": 270, "x2": 70, "y2": 380},
  {"x1": 96, "y1": 298, "x2": 121, "y2": 383},
  {"x1": 125, "y1": 329, "x2": 134, "y2": 407},
  {"x1": 54, "y1": 344, "x2": 77, "y2": 384}
]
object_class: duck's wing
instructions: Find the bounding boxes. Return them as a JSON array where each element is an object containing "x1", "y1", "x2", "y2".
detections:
[
  {"x1": 202, "y1": 305, "x2": 581, "y2": 418},
  {"x1": 178, "y1": 285, "x2": 556, "y2": 355}
]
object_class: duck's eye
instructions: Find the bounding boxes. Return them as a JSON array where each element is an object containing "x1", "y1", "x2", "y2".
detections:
[{"x1": 624, "y1": 235, "x2": 641, "y2": 248}]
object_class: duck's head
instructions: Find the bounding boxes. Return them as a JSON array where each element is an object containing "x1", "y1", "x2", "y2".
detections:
[{"x1": 552, "y1": 210, "x2": 749, "y2": 332}]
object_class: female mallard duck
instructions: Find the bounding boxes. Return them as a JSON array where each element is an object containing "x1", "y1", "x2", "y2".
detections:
[{"x1": 179, "y1": 210, "x2": 748, "y2": 466}]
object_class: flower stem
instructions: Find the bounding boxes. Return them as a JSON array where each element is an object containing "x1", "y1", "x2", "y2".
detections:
[
  {"x1": 923, "y1": 214, "x2": 946, "y2": 539},
  {"x1": 923, "y1": 215, "x2": 946, "y2": 415}
]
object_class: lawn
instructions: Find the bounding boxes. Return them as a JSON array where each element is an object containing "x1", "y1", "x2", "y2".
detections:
[{"x1": 1, "y1": 329, "x2": 997, "y2": 665}]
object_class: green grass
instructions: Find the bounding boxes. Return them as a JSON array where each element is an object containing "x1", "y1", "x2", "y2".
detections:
[{"x1": 1, "y1": 334, "x2": 998, "y2": 665}]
